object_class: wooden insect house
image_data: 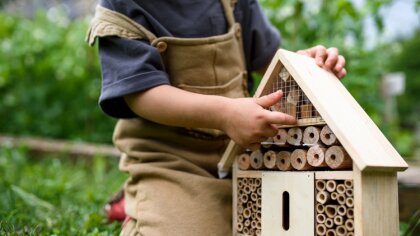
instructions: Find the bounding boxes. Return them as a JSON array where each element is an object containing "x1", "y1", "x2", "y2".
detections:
[{"x1": 218, "y1": 49, "x2": 408, "y2": 236}]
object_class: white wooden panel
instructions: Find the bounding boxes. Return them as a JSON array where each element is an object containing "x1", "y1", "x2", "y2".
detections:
[{"x1": 262, "y1": 172, "x2": 314, "y2": 236}]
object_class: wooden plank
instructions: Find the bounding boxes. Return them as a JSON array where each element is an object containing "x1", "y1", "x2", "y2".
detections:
[
  {"x1": 353, "y1": 165, "x2": 399, "y2": 236},
  {"x1": 315, "y1": 171, "x2": 353, "y2": 180},
  {"x1": 236, "y1": 170, "x2": 262, "y2": 178},
  {"x1": 262, "y1": 172, "x2": 314, "y2": 236},
  {"x1": 254, "y1": 50, "x2": 284, "y2": 98},
  {"x1": 278, "y1": 49, "x2": 408, "y2": 171},
  {"x1": 218, "y1": 140, "x2": 243, "y2": 177},
  {"x1": 276, "y1": 117, "x2": 326, "y2": 128},
  {"x1": 0, "y1": 135, "x2": 119, "y2": 158},
  {"x1": 232, "y1": 162, "x2": 238, "y2": 236}
]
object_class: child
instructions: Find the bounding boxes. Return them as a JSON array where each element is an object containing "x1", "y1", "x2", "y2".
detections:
[{"x1": 86, "y1": 0, "x2": 346, "y2": 235}]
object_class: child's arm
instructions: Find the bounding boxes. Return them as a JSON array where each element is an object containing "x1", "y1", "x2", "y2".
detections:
[{"x1": 124, "y1": 86, "x2": 295, "y2": 150}]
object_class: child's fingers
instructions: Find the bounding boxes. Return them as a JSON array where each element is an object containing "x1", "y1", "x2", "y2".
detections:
[
  {"x1": 265, "y1": 111, "x2": 296, "y2": 125},
  {"x1": 255, "y1": 90, "x2": 283, "y2": 108}
]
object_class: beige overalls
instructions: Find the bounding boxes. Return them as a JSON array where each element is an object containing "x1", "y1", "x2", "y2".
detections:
[{"x1": 87, "y1": 1, "x2": 248, "y2": 235}]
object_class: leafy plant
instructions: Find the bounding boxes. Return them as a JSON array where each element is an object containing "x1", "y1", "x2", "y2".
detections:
[
  {"x1": 0, "y1": 11, "x2": 115, "y2": 143},
  {"x1": 0, "y1": 147, "x2": 126, "y2": 235}
]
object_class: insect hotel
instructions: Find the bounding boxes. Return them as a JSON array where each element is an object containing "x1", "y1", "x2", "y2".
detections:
[{"x1": 218, "y1": 49, "x2": 408, "y2": 236}]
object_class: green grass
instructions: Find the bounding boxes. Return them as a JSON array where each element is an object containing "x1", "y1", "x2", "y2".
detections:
[{"x1": 0, "y1": 146, "x2": 127, "y2": 235}]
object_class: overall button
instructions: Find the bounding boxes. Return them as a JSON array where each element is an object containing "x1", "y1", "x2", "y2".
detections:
[
  {"x1": 235, "y1": 26, "x2": 242, "y2": 38},
  {"x1": 156, "y1": 41, "x2": 167, "y2": 53}
]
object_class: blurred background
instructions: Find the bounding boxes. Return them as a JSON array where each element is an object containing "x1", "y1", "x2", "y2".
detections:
[{"x1": 0, "y1": 0, "x2": 419, "y2": 234}]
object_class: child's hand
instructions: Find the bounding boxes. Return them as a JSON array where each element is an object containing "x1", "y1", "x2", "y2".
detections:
[
  {"x1": 297, "y1": 45, "x2": 347, "y2": 79},
  {"x1": 222, "y1": 90, "x2": 296, "y2": 150}
]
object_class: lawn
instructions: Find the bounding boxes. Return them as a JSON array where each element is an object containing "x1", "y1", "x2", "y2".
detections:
[{"x1": 0, "y1": 146, "x2": 126, "y2": 235}]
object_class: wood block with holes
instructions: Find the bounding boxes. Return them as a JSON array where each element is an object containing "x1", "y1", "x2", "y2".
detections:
[{"x1": 219, "y1": 49, "x2": 408, "y2": 236}]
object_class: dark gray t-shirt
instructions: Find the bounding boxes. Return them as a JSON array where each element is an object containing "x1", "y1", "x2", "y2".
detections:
[{"x1": 98, "y1": 0, "x2": 281, "y2": 118}]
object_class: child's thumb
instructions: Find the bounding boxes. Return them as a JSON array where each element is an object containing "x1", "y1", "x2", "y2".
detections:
[{"x1": 255, "y1": 90, "x2": 283, "y2": 108}]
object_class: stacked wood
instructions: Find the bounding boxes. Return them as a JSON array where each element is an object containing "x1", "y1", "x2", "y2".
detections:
[
  {"x1": 236, "y1": 177, "x2": 262, "y2": 236},
  {"x1": 315, "y1": 179, "x2": 354, "y2": 236}
]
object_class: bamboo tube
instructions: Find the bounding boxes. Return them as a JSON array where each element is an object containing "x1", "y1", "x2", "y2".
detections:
[
  {"x1": 316, "y1": 213, "x2": 327, "y2": 224},
  {"x1": 250, "y1": 184, "x2": 256, "y2": 192},
  {"x1": 256, "y1": 229, "x2": 261, "y2": 236},
  {"x1": 291, "y1": 149, "x2": 314, "y2": 170},
  {"x1": 316, "y1": 180, "x2": 327, "y2": 192},
  {"x1": 242, "y1": 227, "x2": 249, "y2": 235},
  {"x1": 345, "y1": 188, "x2": 353, "y2": 197},
  {"x1": 345, "y1": 197, "x2": 354, "y2": 208},
  {"x1": 276, "y1": 151, "x2": 294, "y2": 171},
  {"x1": 326, "y1": 229, "x2": 337, "y2": 236},
  {"x1": 263, "y1": 150, "x2": 277, "y2": 169},
  {"x1": 336, "y1": 225, "x2": 347, "y2": 235},
  {"x1": 249, "y1": 229, "x2": 255, "y2": 235},
  {"x1": 336, "y1": 184, "x2": 346, "y2": 194},
  {"x1": 334, "y1": 215, "x2": 344, "y2": 225},
  {"x1": 237, "y1": 205, "x2": 244, "y2": 214},
  {"x1": 326, "y1": 180, "x2": 337, "y2": 192},
  {"x1": 243, "y1": 208, "x2": 252, "y2": 219},
  {"x1": 320, "y1": 125, "x2": 339, "y2": 145},
  {"x1": 256, "y1": 198, "x2": 261, "y2": 207},
  {"x1": 316, "y1": 191, "x2": 331, "y2": 204},
  {"x1": 251, "y1": 220, "x2": 258, "y2": 229},
  {"x1": 250, "y1": 150, "x2": 264, "y2": 170},
  {"x1": 261, "y1": 137, "x2": 273, "y2": 148},
  {"x1": 238, "y1": 214, "x2": 244, "y2": 223},
  {"x1": 244, "y1": 219, "x2": 251, "y2": 227},
  {"x1": 345, "y1": 219, "x2": 354, "y2": 232},
  {"x1": 252, "y1": 203, "x2": 258, "y2": 212},
  {"x1": 325, "y1": 205, "x2": 337, "y2": 218},
  {"x1": 337, "y1": 205, "x2": 347, "y2": 216},
  {"x1": 344, "y1": 180, "x2": 353, "y2": 189},
  {"x1": 238, "y1": 178, "x2": 244, "y2": 188},
  {"x1": 287, "y1": 127, "x2": 303, "y2": 146},
  {"x1": 347, "y1": 233, "x2": 354, "y2": 236},
  {"x1": 243, "y1": 185, "x2": 252, "y2": 194},
  {"x1": 300, "y1": 104, "x2": 313, "y2": 118},
  {"x1": 325, "y1": 146, "x2": 352, "y2": 169},
  {"x1": 316, "y1": 224, "x2": 327, "y2": 235},
  {"x1": 316, "y1": 203, "x2": 325, "y2": 214},
  {"x1": 237, "y1": 222, "x2": 244, "y2": 232},
  {"x1": 240, "y1": 193, "x2": 249, "y2": 203},
  {"x1": 249, "y1": 178, "x2": 255, "y2": 185},
  {"x1": 307, "y1": 146, "x2": 328, "y2": 167},
  {"x1": 255, "y1": 178, "x2": 261, "y2": 187},
  {"x1": 257, "y1": 187, "x2": 262, "y2": 196},
  {"x1": 273, "y1": 128, "x2": 288, "y2": 146},
  {"x1": 325, "y1": 218, "x2": 334, "y2": 228},
  {"x1": 247, "y1": 202, "x2": 253, "y2": 209},
  {"x1": 347, "y1": 208, "x2": 354, "y2": 219},
  {"x1": 303, "y1": 126, "x2": 322, "y2": 145},
  {"x1": 238, "y1": 153, "x2": 252, "y2": 170},
  {"x1": 337, "y1": 194, "x2": 346, "y2": 205},
  {"x1": 251, "y1": 192, "x2": 258, "y2": 202},
  {"x1": 256, "y1": 211, "x2": 261, "y2": 220},
  {"x1": 331, "y1": 192, "x2": 338, "y2": 200}
]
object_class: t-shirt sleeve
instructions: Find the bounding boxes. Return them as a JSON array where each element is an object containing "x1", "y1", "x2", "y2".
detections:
[
  {"x1": 238, "y1": 0, "x2": 281, "y2": 72},
  {"x1": 98, "y1": 37, "x2": 170, "y2": 119}
]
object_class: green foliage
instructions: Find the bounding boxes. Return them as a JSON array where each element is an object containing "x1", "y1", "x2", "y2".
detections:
[
  {"x1": 0, "y1": 147, "x2": 126, "y2": 235},
  {"x1": 0, "y1": 11, "x2": 115, "y2": 143}
]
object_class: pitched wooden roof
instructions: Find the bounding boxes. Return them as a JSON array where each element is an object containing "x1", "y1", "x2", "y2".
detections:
[{"x1": 219, "y1": 49, "x2": 408, "y2": 173}]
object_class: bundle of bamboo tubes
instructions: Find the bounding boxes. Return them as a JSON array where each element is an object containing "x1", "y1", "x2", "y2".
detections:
[
  {"x1": 238, "y1": 125, "x2": 352, "y2": 172},
  {"x1": 315, "y1": 179, "x2": 354, "y2": 236},
  {"x1": 236, "y1": 177, "x2": 262, "y2": 236}
]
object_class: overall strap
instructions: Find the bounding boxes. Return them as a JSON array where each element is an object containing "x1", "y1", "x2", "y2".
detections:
[
  {"x1": 220, "y1": 0, "x2": 238, "y2": 27},
  {"x1": 86, "y1": 5, "x2": 157, "y2": 46}
]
